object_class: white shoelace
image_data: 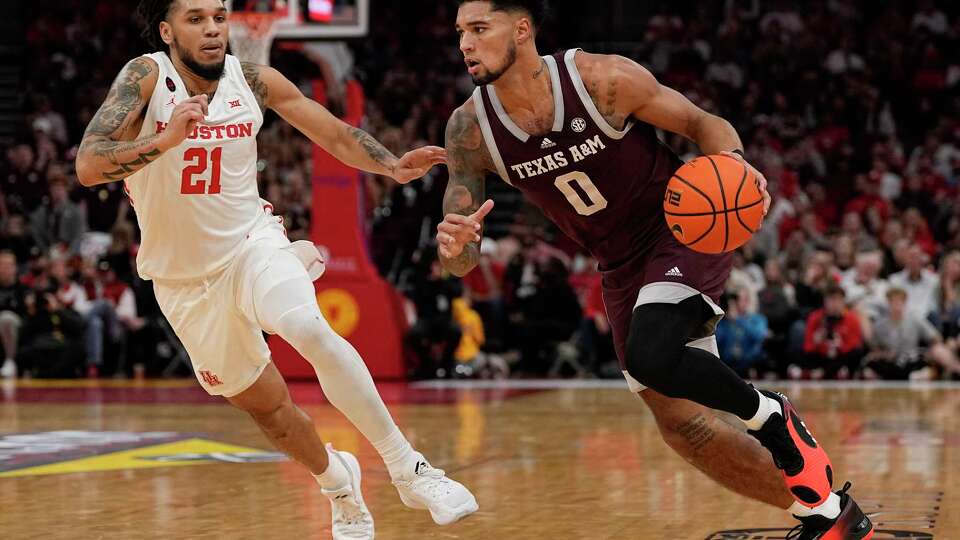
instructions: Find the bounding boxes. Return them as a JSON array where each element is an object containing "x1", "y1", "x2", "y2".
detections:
[{"x1": 411, "y1": 463, "x2": 454, "y2": 499}]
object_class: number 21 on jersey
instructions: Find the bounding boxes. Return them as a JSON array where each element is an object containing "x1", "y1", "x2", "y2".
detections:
[
  {"x1": 555, "y1": 171, "x2": 608, "y2": 216},
  {"x1": 181, "y1": 147, "x2": 222, "y2": 195}
]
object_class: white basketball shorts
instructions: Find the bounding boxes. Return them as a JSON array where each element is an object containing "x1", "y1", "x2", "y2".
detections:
[{"x1": 153, "y1": 210, "x2": 325, "y2": 397}]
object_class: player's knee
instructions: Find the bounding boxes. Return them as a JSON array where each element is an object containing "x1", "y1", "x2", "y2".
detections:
[
  {"x1": 0, "y1": 313, "x2": 16, "y2": 331},
  {"x1": 624, "y1": 304, "x2": 686, "y2": 393},
  {"x1": 87, "y1": 315, "x2": 103, "y2": 330},
  {"x1": 274, "y1": 304, "x2": 340, "y2": 366},
  {"x1": 245, "y1": 397, "x2": 297, "y2": 440}
]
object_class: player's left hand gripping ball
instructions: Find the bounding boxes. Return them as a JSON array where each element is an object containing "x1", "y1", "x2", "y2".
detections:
[
  {"x1": 721, "y1": 150, "x2": 771, "y2": 218},
  {"x1": 392, "y1": 146, "x2": 448, "y2": 184}
]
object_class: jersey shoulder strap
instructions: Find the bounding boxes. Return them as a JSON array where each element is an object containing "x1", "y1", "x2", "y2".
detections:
[
  {"x1": 557, "y1": 48, "x2": 635, "y2": 140},
  {"x1": 471, "y1": 87, "x2": 513, "y2": 184}
]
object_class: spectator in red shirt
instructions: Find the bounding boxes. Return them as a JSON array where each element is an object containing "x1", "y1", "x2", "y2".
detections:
[
  {"x1": 902, "y1": 207, "x2": 939, "y2": 257},
  {"x1": 573, "y1": 266, "x2": 615, "y2": 375},
  {"x1": 801, "y1": 285, "x2": 865, "y2": 379},
  {"x1": 807, "y1": 183, "x2": 839, "y2": 228}
]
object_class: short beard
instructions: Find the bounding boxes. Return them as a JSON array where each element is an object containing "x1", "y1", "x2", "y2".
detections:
[
  {"x1": 471, "y1": 41, "x2": 517, "y2": 86},
  {"x1": 172, "y1": 38, "x2": 225, "y2": 81}
]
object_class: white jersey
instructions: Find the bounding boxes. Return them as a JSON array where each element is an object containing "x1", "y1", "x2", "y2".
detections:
[{"x1": 126, "y1": 52, "x2": 268, "y2": 281}]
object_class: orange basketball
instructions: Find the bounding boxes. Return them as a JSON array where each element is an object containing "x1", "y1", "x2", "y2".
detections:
[{"x1": 663, "y1": 154, "x2": 764, "y2": 254}]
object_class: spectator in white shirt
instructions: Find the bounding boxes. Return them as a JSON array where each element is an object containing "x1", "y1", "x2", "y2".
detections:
[
  {"x1": 841, "y1": 251, "x2": 889, "y2": 324},
  {"x1": 889, "y1": 245, "x2": 940, "y2": 320},
  {"x1": 912, "y1": 0, "x2": 948, "y2": 35}
]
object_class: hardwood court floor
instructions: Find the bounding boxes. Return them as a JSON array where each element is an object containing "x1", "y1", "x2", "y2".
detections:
[{"x1": 1, "y1": 379, "x2": 956, "y2": 539}]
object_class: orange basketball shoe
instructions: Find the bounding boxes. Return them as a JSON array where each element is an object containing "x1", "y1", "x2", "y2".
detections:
[
  {"x1": 786, "y1": 482, "x2": 875, "y2": 540},
  {"x1": 748, "y1": 390, "x2": 834, "y2": 508}
]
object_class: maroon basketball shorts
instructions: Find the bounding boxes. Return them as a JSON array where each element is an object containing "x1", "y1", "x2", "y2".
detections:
[{"x1": 599, "y1": 232, "x2": 733, "y2": 392}]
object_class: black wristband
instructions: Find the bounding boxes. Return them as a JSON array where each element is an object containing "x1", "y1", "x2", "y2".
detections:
[{"x1": 731, "y1": 148, "x2": 745, "y2": 158}]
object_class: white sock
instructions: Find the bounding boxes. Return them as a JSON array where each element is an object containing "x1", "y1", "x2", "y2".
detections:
[
  {"x1": 313, "y1": 446, "x2": 350, "y2": 491},
  {"x1": 743, "y1": 390, "x2": 783, "y2": 431},
  {"x1": 790, "y1": 493, "x2": 841, "y2": 520},
  {"x1": 372, "y1": 427, "x2": 420, "y2": 480}
]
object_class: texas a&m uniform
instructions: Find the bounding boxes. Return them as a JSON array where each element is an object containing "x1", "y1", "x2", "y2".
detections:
[{"x1": 473, "y1": 49, "x2": 733, "y2": 389}]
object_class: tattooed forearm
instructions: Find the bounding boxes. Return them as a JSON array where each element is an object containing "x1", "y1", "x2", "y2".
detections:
[
  {"x1": 91, "y1": 135, "x2": 160, "y2": 166},
  {"x1": 241, "y1": 62, "x2": 269, "y2": 112},
  {"x1": 439, "y1": 105, "x2": 491, "y2": 276},
  {"x1": 441, "y1": 184, "x2": 482, "y2": 276},
  {"x1": 77, "y1": 58, "x2": 162, "y2": 186},
  {"x1": 347, "y1": 126, "x2": 398, "y2": 173},
  {"x1": 103, "y1": 149, "x2": 162, "y2": 181},
  {"x1": 445, "y1": 245, "x2": 480, "y2": 277},
  {"x1": 676, "y1": 413, "x2": 718, "y2": 453},
  {"x1": 444, "y1": 185, "x2": 479, "y2": 215},
  {"x1": 80, "y1": 134, "x2": 163, "y2": 184}
]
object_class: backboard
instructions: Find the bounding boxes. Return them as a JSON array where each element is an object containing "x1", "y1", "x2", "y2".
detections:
[{"x1": 226, "y1": 0, "x2": 369, "y2": 39}]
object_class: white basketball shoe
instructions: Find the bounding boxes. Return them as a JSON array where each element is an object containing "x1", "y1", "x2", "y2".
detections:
[
  {"x1": 321, "y1": 445, "x2": 375, "y2": 539},
  {"x1": 393, "y1": 456, "x2": 478, "y2": 525}
]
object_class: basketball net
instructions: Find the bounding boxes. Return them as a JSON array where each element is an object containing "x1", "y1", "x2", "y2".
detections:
[{"x1": 229, "y1": 12, "x2": 279, "y2": 66}]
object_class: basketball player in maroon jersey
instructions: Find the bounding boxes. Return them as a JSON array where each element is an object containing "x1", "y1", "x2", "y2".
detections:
[{"x1": 437, "y1": 2, "x2": 874, "y2": 537}]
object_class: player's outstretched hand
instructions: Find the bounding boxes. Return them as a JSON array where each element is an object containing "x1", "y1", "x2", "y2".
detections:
[
  {"x1": 158, "y1": 95, "x2": 208, "y2": 151},
  {"x1": 721, "y1": 150, "x2": 771, "y2": 218},
  {"x1": 392, "y1": 146, "x2": 447, "y2": 184},
  {"x1": 437, "y1": 199, "x2": 495, "y2": 259}
]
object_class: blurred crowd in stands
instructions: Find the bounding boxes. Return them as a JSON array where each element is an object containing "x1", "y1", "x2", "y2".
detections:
[
  {"x1": 1, "y1": 1, "x2": 316, "y2": 378},
  {"x1": 2, "y1": 0, "x2": 959, "y2": 381}
]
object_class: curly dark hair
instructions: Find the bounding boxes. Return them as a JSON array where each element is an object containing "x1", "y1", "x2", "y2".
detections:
[
  {"x1": 456, "y1": 0, "x2": 550, "y2": 30},
  {"x1": 135, "y1": 0, "x2": 179, "y2": 52}
]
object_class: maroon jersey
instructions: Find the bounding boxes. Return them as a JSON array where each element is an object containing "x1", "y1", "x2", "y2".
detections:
[
  {"x1": 473, "y1": 48, "x2": 682, "y2": 268},
  {"x1": 473, "y1": 49, "x2": 734, "y2": 364}
]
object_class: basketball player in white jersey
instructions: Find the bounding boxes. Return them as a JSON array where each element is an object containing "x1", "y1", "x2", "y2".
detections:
[{"x1": 74, "y1": 1, "x2": 477, "y2": 537}]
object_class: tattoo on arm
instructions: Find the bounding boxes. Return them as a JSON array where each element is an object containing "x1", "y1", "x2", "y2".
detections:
[
  {"x1": 93, "y1": 136, "x2": 163, "y2": 181},
  {"x1": 84, "y1": 58, "x2": 153, "y2": 139},
  {"x1": 440, "y1": 107, "x2": 490, "y2": 276},
  {"x1": 347, "y1": 126, "x2": 398, "y2": 173},
  {"x1": 241, "y1": 62, "x2": 269, "y2": 112},
  {"x1": 78, "y1": 58, "x2": 161, "y2": 183},
  {"x1": 585, "y1": 61, "x2": 626, "y2": 130},
  {"x1": 676, "y1": 413, "x2": 717, "y2": 452},
  {"x1": 604, "y1": 75, "x2": 618, "y2": 118}
]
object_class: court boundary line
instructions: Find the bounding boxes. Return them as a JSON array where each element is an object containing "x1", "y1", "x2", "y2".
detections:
[{"x1": 410, "y1": 379, "x2": 960, "y2": 391}]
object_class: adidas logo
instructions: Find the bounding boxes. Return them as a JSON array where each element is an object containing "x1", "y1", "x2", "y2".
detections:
[
  {"x1": 665, "y1": 267, "x2": 683, "y2": 278},
  {"x1": 540, "y1": 138, "x2": 557, "y2": 149}
]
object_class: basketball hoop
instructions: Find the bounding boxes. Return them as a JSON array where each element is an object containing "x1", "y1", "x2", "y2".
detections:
[{"x1": 229, "y1": 12, "x2": 280, "y2": 66}]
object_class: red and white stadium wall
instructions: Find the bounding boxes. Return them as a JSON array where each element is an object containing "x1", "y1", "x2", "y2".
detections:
[{"x1": 269, "y1": 80, "x2": 409, "y2": 380}]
